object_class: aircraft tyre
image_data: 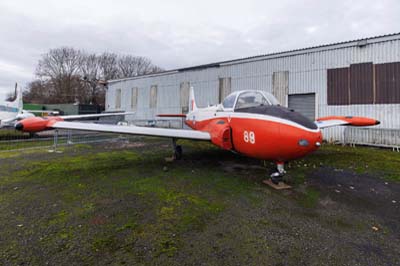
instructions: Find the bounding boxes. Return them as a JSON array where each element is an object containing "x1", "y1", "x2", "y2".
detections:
[
  {"x1": 174, "y1": 145, "x2": 182, "y2": 160},
  {"x1": 270, "y1": 162, "x2": 286, "y2": 184},
  {"x1": 270, "y1": 173, "x2": 283, "y2": 184}
]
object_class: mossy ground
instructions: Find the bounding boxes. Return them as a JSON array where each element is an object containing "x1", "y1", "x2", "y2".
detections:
[{"x1": 0, "y1": 138, "x2": 399, "y2": 265}]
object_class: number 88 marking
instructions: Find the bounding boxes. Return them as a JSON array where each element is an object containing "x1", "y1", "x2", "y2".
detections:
[{"x1": 243, "y1": 131, "x2": 255, "y2": 144}]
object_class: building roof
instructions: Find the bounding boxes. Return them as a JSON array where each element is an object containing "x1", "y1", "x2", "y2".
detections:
[{"x1": 108, "y1": 32, "x2": 400, "y2": 84}]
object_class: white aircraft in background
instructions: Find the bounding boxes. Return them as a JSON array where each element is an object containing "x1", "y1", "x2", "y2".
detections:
[
  {"x1": 1, "y1": 84, "x2": 132, "y2": 130},
  {"x1": 0, "y1": 85, "x2": 35, "y2": 128}
]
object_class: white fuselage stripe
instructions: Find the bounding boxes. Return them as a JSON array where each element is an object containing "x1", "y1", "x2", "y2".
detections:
[{"x1": 187, "y1": 110, "x2": 321, "y2": 133}]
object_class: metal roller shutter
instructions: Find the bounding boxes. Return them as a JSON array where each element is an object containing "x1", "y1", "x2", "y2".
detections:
[{"x1": 288, "y1": 93, "x2": 316, "y2": 121}]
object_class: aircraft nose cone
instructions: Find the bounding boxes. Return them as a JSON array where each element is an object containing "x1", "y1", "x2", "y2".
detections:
[{"x1": 15, "y1": 123, "x2": 24, "y2": 131}]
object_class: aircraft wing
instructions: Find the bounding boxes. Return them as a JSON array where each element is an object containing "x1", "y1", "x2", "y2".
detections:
[
  {"x1": 315, "y1": 116, "x2": 380, "y2": 129},
  {"x1": 60, "y1": 112, "x2": 135, "y2": 120},
  {"x1": 50, "y1": 121, "x2": 211, "y2": 140}
]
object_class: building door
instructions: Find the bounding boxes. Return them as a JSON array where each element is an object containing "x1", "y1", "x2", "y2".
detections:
[
  {"x1": 288, "y1": 93, "x2": 316, "y2": 121},
  {"x1": 219, "y1": 77, "x2": 231, "y2": 103},
  {"x1": 115, "y1": 88, "x2": 122, "y2": 109},
  {"x1": 272, "y1": 71, "x2": 289, "y2": 107},
  {"x1": 149, "y1": 85, "x2": 158, "y2": 108},
  {"x1": 180, "y1": 82, "x2": 190, "y2": 113},
  {"x1": 131, "y1": 87, "x2": 138, "y2": 111}
]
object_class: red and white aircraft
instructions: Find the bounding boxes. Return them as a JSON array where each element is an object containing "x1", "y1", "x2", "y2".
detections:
[{"x1": 15, "y1": 88, "x2": 379, "y2": 184}]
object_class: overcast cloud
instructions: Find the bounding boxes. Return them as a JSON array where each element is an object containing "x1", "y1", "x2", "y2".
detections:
[{"x1": 0, "y1": 0, "x2": 399, "y2": 98}]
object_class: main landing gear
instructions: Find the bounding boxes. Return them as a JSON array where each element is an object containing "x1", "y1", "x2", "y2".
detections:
[
  {"x1": 172, "y1": 138, "x2": 182, "y2": 160},
  {"x1": 263, "y1": 162, "x2": 292, "y2": 189}
]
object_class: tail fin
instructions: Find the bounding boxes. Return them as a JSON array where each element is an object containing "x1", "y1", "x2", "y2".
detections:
[
  {"x1": 189, "y1": 86, "x2": 197, "y2": 112},
  {"x1": 7, "y1": 83, "x2": 23, "y2": 113},
  {"x1": 16, "y1": 83, "x2": 23, "y2": 113}
]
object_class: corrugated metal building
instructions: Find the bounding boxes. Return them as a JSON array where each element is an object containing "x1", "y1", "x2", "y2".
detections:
[{"x1": 106, "y1": 33, "x2": 400, "y2": 146}]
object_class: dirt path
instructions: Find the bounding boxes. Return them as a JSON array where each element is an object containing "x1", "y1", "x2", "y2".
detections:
[{"x1": 309, "y1": 167, "x2": 400, "y2": 235}]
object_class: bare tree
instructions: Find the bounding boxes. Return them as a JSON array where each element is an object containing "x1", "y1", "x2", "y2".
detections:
[
  {"x1": 36, "y1": 47, "x2": 82, "y2": 78},
  {"x1": 36, "y1": 47, "x2": 83, "y2": 103},
  {"x1": 149, "y1": 65, "x2": 164, "y2": 74},
  {"x1": 118, "y1": 55, "x2": 149, "y2": 77},
  {"x1": 24, "y1": 47, "x2": 164, "y2": 106},
  {"x1": 79, "y1": 52, "x2": 102, "y2": 104},
  {"x1": 80, "y1": 53, "x2": 100, "y2": 81},
  {"x1": 23, "y1": 80, "x2": 51, "y2": 104},
  {"x1": 99, "y1": 52, "x2": 120, "y2": 80},
  {"x1": 117, "y1": 55, "x2": 164, "y2": 77}
]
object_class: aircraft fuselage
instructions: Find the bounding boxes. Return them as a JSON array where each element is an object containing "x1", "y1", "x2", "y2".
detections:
[{"x1": 185, "y1": 105, "x2": 323, "y2": 162}]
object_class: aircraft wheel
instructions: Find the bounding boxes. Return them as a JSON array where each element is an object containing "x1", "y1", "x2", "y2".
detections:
[
  {"x1": 270, "y1": 173, "x2": 283, "y2": 184},
  {"x1": 270, "y1": 163, "x2": 286, "y2": 184},
  {"x1": 174, "y1": 145, "x2": 182, "y2": 160}
]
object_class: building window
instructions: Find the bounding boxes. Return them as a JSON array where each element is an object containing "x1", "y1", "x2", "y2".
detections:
[
  {"x1": 328, "y1": 61, "x2": 400, "y2": 105},
  {"x1": 219, "y1": 77, "x2": 231, "y2": 102},
  {"x1": 115, "y1": 88, "x2": 122, "y2": 109},
  {"x1": 131, "y1": 87, "x2": 138, "y2": 110},
  {"x1": 327, "y1": 67, "x2": 349, "y2": 105},
  {"x1": 180, "y1": 82, "x2": 190, "y2": 113},
  {"x1": 375, "y1": 62, "x2": 400, "y2": 104},
  {"x1": 150, "y1": 85, "x2": 157, "y2": 108},
  {"x1": 350, "y1": 62, "x2": 374, "y2": 104}
]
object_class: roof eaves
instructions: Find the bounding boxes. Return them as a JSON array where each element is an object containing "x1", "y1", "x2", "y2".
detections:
[
  {"x1": 219, "y1": 32, "x2": 400, "y2": 66},
  {"x1": 107, "y1": 70, "x2": 179, "y2": 84}
]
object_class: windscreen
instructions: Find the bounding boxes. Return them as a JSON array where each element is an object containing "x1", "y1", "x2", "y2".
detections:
[
  {"x1": 235, "y1": 91, "x2": 270, "y2": 109},
  {"x1": 222, "y1": 93, "x2": 237, "y2": 108},
  {"x1": 264, "y1": 92, "x2": 280, "y2": 105}
]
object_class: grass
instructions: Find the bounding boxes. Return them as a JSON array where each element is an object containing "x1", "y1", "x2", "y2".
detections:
[
  {"x1": 0, "y1": 147, "x2": 245, "y2": 262},
  {"x1": 287, "y1": 144, "x2": 400, "y2": 182},
  {"x1": 0, "y1": 129, "x2": 29, "y2": 138},
  {"x1": 0, "y1": 131, "x2": 118, "y2": 151},
  {"x1": 0, "y1": 140, "x2": 399, "y2": 265},
  {"x1": 298, "y1": 188, "x2": 320, "y2": 208}
]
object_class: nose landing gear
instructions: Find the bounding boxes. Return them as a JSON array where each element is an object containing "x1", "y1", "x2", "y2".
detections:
[
  {"x1": 263, "y1": 162, "x2": 292, "y2": 189},
  {"x1": 270, "y1": 162, "x2": 286, "y2": 184}
]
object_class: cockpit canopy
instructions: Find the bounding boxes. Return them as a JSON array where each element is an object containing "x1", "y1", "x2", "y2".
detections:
[{"x1": 222, "y1": 90, "x2": 280, "y2": 110}]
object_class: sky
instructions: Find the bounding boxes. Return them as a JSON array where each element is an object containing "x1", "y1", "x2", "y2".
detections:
[{"x1": 0, "y1": 0, "x2": 399, "y2": 99}]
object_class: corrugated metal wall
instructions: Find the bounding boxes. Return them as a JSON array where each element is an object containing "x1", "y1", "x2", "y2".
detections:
[{"x1": 106, "y1": 35, "x2": 400, "y2": 144}]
